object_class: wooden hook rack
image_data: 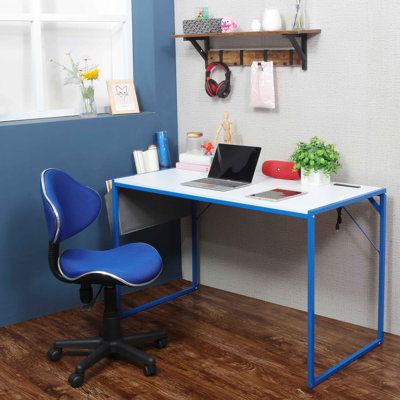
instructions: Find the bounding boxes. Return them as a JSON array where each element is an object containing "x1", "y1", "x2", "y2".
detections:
[
  {"x1": 171, "y1": 29, "x2": 321, "y2": 71},
  {"x1": 208, "y1": 49, "x2": 300, "y2": 67}
]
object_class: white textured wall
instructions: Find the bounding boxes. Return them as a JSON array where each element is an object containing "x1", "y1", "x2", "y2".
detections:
[{"x1": 175, "y1": 0, "x2": 400, "y2": 334}]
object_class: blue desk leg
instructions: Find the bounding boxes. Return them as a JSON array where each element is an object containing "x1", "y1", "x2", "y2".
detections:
[
  {"x1": 111, "y1": 182, "x2": 123, "y2": 313},
  {"x1": 377, "y1": 193, "x2": 386, "y2": 342},
  {"x1": 117, "y1": 197, "x2": 200, "y2": 318},
  {"x1": 111, "y1": 181, "x2": 121, "y2": 248},
  {"x1": 307, "y1": 213, "x2": 316, "y2": 390},
  {"x1": 308, "y1": 193, "x2": 386, "y2": 389},
  {"x1": 191, "y1": 200, "x2": 199, "y2": 288}
]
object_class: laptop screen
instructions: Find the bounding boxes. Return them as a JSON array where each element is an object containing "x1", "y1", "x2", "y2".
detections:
[{"x1": 208, "y1": 144, "x2": 261, "y2": 183}]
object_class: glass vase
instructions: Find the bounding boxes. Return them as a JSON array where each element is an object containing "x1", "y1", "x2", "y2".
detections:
[
  {"x1": 293, "y1": 0, "x2": 307, "y2": 29},
  {"x1": 80, "y1": 83, "x2": 97, "y2": 118}
]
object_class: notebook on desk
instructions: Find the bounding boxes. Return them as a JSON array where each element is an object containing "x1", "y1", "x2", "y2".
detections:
[{"x1": 181, "y1": 144, "x2": 261, "y2": 192}]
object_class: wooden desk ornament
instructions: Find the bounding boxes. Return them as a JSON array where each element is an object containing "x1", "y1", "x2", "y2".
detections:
[{"x1": 214, "y1": 112, "x2": 234, "y2": 144}]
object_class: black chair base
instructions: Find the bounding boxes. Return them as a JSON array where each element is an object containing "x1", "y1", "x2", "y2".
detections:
[{"x1": 47, "y1": 286, "x2": 167, "y2": 388}]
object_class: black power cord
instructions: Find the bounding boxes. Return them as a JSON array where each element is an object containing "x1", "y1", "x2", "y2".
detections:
[{"x1": 336, "y1": 207, "x2": 343, "y2": 231}]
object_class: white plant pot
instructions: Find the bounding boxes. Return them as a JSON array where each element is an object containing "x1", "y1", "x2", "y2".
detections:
[
  {"x1": 262, "y1": 9, "x2": 282, "y2": 31},
  {"x1": 301, "y1": 168, "x2": 331, "y2": 186}
]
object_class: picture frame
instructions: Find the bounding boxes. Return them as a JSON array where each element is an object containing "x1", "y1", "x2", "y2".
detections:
[{"x1": 107, "y1": 79, "x2": 140, "y2": 115}]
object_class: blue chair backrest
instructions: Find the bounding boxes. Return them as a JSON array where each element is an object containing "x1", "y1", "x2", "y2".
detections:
[{"x1": 40, "y1": 169, "x2": 102, "y2": 243}]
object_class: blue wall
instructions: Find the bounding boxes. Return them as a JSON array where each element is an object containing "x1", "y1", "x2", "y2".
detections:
[{"x1": 0, "y1": 0, "x2": 180, "y2": 327}]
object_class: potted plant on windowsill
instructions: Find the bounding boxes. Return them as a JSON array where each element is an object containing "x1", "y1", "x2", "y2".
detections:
[{"x1": 290, "y1": 136, "x2": 340, "y2": 186}]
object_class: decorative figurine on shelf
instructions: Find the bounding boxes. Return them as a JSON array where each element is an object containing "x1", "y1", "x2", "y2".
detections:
[
  {"x1": 201, "y1": 141, "x2": 215, "y2": 155},
  {"x1": 196, "y1": 7, "x2": 204, "y2": 20},
  {"x1": 214, "y1": 112, "x2": 234, "y2": 144},
  {"x1": 196, "y1": 6, "x2": 209, "y2": 20},
  {"x1": 221, "y1": 17, "x2": 239, "y2": 33}
]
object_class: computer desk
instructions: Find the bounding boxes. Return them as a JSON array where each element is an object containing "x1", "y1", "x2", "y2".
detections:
[{"x1": 112, "y1": 168, "x2": 386, "y2": 389}]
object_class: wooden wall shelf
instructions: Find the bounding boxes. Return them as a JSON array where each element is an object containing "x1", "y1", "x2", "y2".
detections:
[{"x1": 171, "y1": 29, "x2": 321, "y2": 71}]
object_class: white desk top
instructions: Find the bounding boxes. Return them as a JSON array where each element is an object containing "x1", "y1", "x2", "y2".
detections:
[{"x1": 114, "y1": 169, "x2": 385, "y2": 218}]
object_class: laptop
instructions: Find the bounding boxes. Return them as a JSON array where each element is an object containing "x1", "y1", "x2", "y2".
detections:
[{"x1": 181, "y1": 144, "x2": 261, "y2": 192}]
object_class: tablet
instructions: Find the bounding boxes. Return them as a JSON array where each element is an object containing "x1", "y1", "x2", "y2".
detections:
[{"x1": 247, "y1": 188, "x2": 306, "y2": 202}]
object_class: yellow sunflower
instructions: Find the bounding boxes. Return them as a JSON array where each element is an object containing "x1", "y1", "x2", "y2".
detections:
[{"x1": 80, "y1": 68, "x2": 99, "y2": 80}]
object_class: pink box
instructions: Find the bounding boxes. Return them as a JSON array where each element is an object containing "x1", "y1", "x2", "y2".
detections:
[{"x1": 176, "y1": 162, "x2": 210, "y2": 173}]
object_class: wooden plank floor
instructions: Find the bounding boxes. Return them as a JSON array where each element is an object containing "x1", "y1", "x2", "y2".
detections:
[{"x1": 0, "y1": 280, "x2": 399, "y2": 400}]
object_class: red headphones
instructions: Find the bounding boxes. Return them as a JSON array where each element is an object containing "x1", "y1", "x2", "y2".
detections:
[{"x1": 205, "y1": 62, "x2": 232, "y2": 99}]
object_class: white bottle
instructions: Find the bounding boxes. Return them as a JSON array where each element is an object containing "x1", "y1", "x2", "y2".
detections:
[
  {"x1": 262, "y1": 9, "x2": 282, "y2": 31},
  {"x1": 251, "y1": 19, "x2": 262, "y2": 32}
]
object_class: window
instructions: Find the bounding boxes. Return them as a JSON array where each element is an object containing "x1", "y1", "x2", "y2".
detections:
[{"x1": 0, "y1": 0, "x2": 133, "y2": 122}]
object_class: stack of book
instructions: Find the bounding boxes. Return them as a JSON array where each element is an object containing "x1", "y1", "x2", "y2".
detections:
[
  {"x1": 133, "y1": 145, "x2": 160, "y2": 174},
  {"x1": 176, "y1": 152, "x2": 213, "y2": 172}
]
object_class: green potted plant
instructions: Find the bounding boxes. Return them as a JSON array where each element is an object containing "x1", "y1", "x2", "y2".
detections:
[{"x1": 290, "y1": 136, "x2": 340, "y2": 185}]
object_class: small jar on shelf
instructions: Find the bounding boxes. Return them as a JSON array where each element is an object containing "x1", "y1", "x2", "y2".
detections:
[{"x1": 186, "y1": 132, "x2": 203, "y2": 154}]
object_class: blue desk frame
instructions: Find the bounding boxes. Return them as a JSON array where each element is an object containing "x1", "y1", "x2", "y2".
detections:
[{"x1": 112, "y1": 180, "x2": 386, "y2": 390}]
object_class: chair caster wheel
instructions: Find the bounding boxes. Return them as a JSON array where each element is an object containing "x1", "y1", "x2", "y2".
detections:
[
  {"x1": 143, "y1": 364, "x2": 157, "y2": 377},
  {"x1": 68, "y1": 372, "x2": 85, "y2": 388},
  {"x1": 47, "y1": 347, "x2": 62, "y2": 362},
  {"x1": 154, "y1": 338, "x2": 167, "y2": 349}
]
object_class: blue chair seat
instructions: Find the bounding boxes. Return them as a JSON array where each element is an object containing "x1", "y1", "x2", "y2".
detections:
[{"x1": 59, "y1": 243, "x2": 163, "y2": 287}]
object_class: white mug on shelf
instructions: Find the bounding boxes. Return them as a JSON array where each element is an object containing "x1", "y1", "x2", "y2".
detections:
[
  {"x1": 251, "y1": 19, "x2": 262, "y2": 32},
  {"x1": 262, "y1": 9, "x2": 282, "y2": 31}
]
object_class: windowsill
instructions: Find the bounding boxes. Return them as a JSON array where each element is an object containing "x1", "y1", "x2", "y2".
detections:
[{"x1": 0, "y1": 112, "x2": 156, "y2": 128}]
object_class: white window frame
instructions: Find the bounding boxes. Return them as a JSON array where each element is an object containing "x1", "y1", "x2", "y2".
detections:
[{"x1": 0, "y1": 0, "x2": 133, "y2": 122}]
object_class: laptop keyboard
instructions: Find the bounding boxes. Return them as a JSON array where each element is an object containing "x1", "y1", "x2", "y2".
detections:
[
  {"x1": 182, "y1": 178, "x2": 248, "y2": 191},
  {"x1": 194, "y1": 178, "x2": 246, "y2": 188}
]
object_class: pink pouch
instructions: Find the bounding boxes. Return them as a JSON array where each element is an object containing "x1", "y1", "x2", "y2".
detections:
[{"x1": 250, "y1": 61, "x2": 275, "y2": 109}]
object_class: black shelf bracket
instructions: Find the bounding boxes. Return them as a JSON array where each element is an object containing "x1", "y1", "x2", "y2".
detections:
[
  {"x1": 184, "y1": 37, "x2": 210, "y2": 67},
  {"x1": 285, "y1": 34, "x2": 308, "y2": 70}
]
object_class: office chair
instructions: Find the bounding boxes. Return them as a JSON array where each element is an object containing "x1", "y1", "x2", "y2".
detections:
[{"x1": 40, "y1": 169, "x2": 167, "y2": 388}]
